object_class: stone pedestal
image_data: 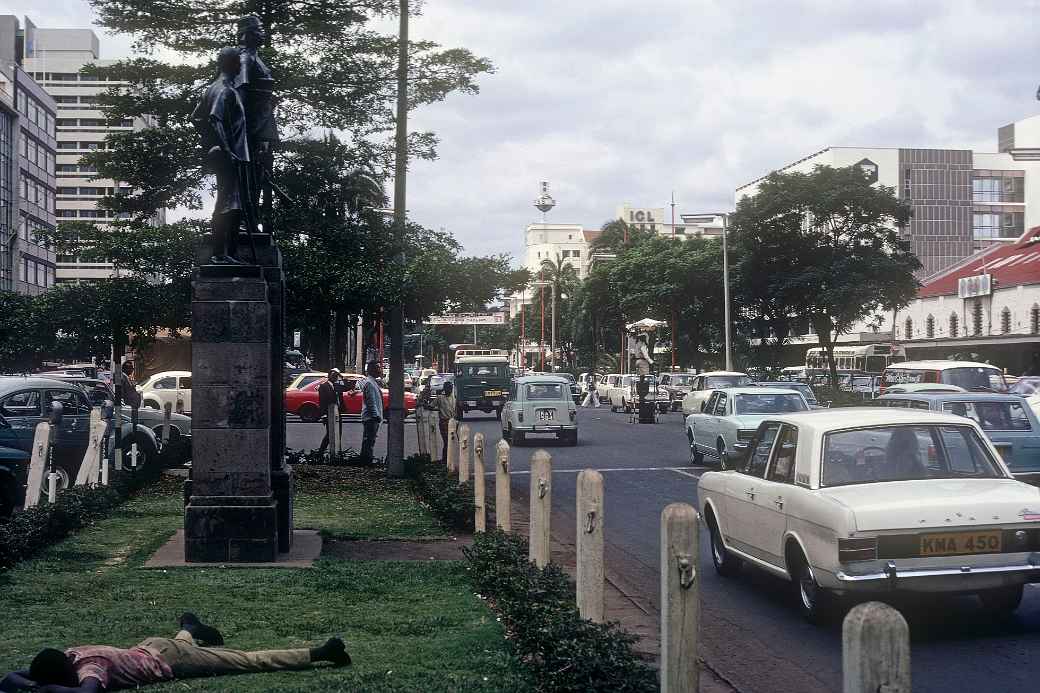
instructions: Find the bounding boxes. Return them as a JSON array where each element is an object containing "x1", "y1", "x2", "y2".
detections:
[{"x1": 185, "y1": 234, "x2": 294, "y2": 562}]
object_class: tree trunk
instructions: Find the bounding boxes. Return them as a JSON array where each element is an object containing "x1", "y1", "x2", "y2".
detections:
[{"x1": 812, "y1": 315, "x2": 839, "y2": 390}]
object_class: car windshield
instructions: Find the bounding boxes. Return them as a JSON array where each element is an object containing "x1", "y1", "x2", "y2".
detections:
[
  {"x1": 821, "y1": 425, "x2": 1003, "y2": 487},
  {"x1": 670, "y1": 375, "x2": 694, "y2": 386},
  {"x1": 942, "y1": 367, "x2": 1008, "y2": 393},
  {"x1": 525, "y1": 383, "x2": 567, "y2": 400},
  {"x1": 1009, "y1": 378, "x2": 1040, "y2": 396},
  {"x1": 941, "y1": 401, "x2": 1032, "y2": 431},
  {"x1": 458, "y1": 364, "x2": 507, "y2": 377},
  {"x1": 705, "y1": 375, "x2": 753, "y2": 388},
  {"x1": 734, "y1": 393, "x2": 807, "y2": 414}
]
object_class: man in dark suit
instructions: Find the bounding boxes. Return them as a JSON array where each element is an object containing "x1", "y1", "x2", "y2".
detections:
[{"x1": 317, "y1": 369, "x2": 342, "y2": 456}]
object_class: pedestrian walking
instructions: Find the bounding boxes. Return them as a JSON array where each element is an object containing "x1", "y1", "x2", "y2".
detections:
[
  {"x1": 582, "y1": 373, "x2": 601, "y2": 407},
  {"x1": 359, "y1": 362, "x2": 384, "y2": 464},
  {"x1": 437, "y1": 381, "x2": 457, "y2": 461},
  {"x1": 316, "y1": 369, "x2": 341, "y2": 456}
]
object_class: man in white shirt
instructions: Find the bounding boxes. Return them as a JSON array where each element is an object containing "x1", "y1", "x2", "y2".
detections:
[{"x1": 359, "y1": 361, "x2": 383, "y2": 464}]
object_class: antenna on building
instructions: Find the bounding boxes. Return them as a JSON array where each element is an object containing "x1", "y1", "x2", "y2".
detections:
[
  {"x1": 670, "y1": 190, "x2": 676, "y2": 239},
  {"x1": 534, "y1": 181, "x2": 556, "y2": 224}
]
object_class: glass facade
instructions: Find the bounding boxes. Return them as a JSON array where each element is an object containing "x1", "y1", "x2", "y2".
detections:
[{"x1": 0, "y1": 108, "x2": 12, "y2": 291}]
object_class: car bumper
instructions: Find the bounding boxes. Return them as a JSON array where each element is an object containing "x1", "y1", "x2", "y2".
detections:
[
  {"x1": 822, "y1": 552, "x2": 1040, "y2": 593},
  {"x1": 515, "y1": 424, "x2": 577, "y2": 433},
  {"x1": 462, "y1": 398, "x2": 505, "y2": 410}
]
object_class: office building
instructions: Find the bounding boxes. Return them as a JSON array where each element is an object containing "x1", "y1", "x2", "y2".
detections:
[
  {"x1": 22, "y1": 22, "x2": 164, "y2": 281},
  {"x1": 0, "y1": 15, "x2": 57, "y2": 295}
]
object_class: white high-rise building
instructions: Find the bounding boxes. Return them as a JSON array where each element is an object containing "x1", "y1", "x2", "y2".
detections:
[{"x1": 23, "y1": 23, "x2": 164, "y2": 281}]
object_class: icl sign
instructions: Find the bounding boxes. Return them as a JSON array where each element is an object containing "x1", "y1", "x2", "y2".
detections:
[{"x1": 628, "y1": 210, "x2": 657, "y2": 223}]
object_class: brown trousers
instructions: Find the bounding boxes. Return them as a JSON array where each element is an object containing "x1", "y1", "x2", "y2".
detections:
[{"x1": 140, "y1": 631, "x2": 312, "y2": 679}]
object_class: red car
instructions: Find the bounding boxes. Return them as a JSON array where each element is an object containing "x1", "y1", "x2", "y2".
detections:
[{"x1": 285, "y1": 377, "x2": 416, "y2": 422}]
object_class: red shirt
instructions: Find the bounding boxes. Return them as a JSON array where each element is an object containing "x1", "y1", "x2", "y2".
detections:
[{"x1": 66, "y1": 645, "x2": 173, "y2": 689}]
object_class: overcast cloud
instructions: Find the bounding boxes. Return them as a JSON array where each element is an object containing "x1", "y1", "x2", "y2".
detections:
[{"x1": 13, "y1": 0, "x2": 1040, "y2": 262}]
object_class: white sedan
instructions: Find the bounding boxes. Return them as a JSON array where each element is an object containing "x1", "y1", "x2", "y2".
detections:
[
  {"x1": 699, "y1": 408, "x2": 1040, "y2": 623},
  {"x1": 685, "y1": 387, "x2": 808, "y2": 464}
]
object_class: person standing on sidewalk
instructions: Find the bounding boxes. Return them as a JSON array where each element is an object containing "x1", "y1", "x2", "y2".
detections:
[
  {"x1": 359, "y1": 361, "x2": 383, "y2": 464},
  {"x1": 316, "y1": 369, "x2": 341, "y2": 456},
  {"x1": 437, "y1": 381, "x2": 457, "y2": 462}
]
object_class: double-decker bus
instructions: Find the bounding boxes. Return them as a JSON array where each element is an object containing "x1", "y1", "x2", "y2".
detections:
[{"x1": 805, "y1": 343, "x2": 907, "y2": 376}]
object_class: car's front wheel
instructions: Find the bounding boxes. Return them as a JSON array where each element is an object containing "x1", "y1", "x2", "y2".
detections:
[
  {"x1": 297, "y1": 403, "x2": 320, "y2": 422},
  {"x1": 979, "y1": 585, "x2": 1024, "y2": 614},
  {"x1": 688, "y1": 431, "x2": 704, "y2": 465},
  {"x1": 790, "y1": 550, "x2": 834, "y2": 625},
  {"x1": 708, "y1": 515, "x2": 741, "y2": 577}
]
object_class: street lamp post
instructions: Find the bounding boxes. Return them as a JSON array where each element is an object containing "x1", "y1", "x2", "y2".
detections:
[{"x1": 686, "y1": 212, "x2": 733, "y2": 371}]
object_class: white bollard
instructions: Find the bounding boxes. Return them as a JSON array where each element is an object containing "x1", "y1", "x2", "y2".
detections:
[
  {"x1": 161, "y1": 401, "x2": 172, "y2": 446},
  {"x1": 115, "y1": 445, "x2": 123, "y2": 471},
  {"x1": 473, "y1": 433, "x2": 486, "y2": 532},
  {"x1": 660, "y1": 503, "x2": 699, "y2": 693},
  {"x1": 577, "y1": 469, "x2": 605, "y2": 622},
  {"x1": 76, "y1": 409, "x2": 106, "y2": 486},
  {"x1": 458, "y1": 423, "x2": 471, "y2": 484},
  {"x1": 529, "y1": 449, "x2": 552, "y2": 567},
  {"x1": 843, "y1": 602, "x2": 911, "y2": 693},
  {"x1": 446, "y1": 419, "x2": 458, "y2": 473},
  {"x1": 47, "y1": 472, "x2": 58, "y2": 504},
  {"x1": 428, "y1": 412, "x2": 442, "y2": 462},
  {"x1": 23, "y1": 422, "x2": 51, "y2": 509},
  {"x1": 101, "y1": 457, "x2": 109, "y2": 486},
  {"x1": 131, "y1": 442, "x2": 139, "y2": 469},
  {"x1": 495, "y1": 440, "x2": 511, "y2": 531},
  {"x1": 415, "y1": 405, "x2": 428, "y2": 456}
]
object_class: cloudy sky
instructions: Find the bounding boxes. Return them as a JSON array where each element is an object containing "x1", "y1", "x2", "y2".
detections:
[{"x1": 13, "y1": 0, "x2": 1040, "y2": 262}]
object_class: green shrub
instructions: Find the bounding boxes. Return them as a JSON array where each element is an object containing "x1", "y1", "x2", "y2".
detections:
[
  {"x1": 0, "y1": 465, "x2": 160, "y2": 572},
  {"x1": 284, "y1": 447, "x2": 372, "y2": 467},
  {"x1": 403, "y1": 454, "x2": 475, "y2": 532},
  {"x1": 464, "y1": 529, "x2": 658, "y2": 693}
]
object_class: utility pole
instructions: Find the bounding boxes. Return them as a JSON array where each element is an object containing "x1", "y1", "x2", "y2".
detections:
[
  {"x1": 550, "y1": 280, "x2": 556, "y2": 372},
  {"x1": 671, "y1": 191, "x2": 677, "y2": 370},
  {"x1": 386, "y1": 0, "x2": 408, "y2": 477}
]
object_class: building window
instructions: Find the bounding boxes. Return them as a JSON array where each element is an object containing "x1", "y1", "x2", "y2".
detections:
[
  {"x1": 573, "y1": 250, "x2": 580, "y2": 259},
  {"x1": 904, "y1": 317, "x2": 913, "y2": 340},
  {"x1": 973, "y1": 301, "x2": 984, "y2": 335},
  {"x1": 926, "y1": 315, "x2": 935, "y2": 338},
  {"x1": 972, "y1": 213, "x2": 1001, "y2": 240},
  {"x1": 950, "y1": 313, "x2": 959, "y2": 338},
  {"x1": 1001, "y1": 307, "x2": 1012, "y2": 334}
]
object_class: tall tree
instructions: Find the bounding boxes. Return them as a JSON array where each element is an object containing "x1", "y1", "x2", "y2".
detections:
[{"x1": 730, "y1": 164, "x2": 920, "y2": 387}]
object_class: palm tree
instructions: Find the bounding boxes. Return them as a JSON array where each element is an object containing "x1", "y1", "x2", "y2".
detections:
[{"x1": 536, "y1": 254, "x2": 580, "y2": 370}]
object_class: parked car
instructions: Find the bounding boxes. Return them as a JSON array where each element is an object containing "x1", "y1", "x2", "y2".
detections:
[
  {"x1": 0, "y1": 377, "x2": 160, "y2": 516},
  {"x1": 680, "y1": 371, "x2": 755, "y2": 417},
  {"x1": 876, "y1": 392, "x2": 1040, "y2": 481},
  {"x1": 686, "y1": 387, "x2": 809, "y2": 465},
  {"x1": 284, "y1": 376, "x2": 416, "y2": 421},
  {"x1": 286, "y1": 372, "x2": 328, "y2": 390},
  {"x1": 1009, "y1": 376, "x2": 1040, "y2": 397},
  {"x1": 880, "y1": 360, "x2": 1009, "y2": 395},
  {"x1": 698, "y1": 407, "x2": 1040, "y2": 623},
  {"x1": 756, "y1": 381, "x2": 824, "y2": 409},
  {"x1": 596, "y1": 373, "x2": 620, "y2": 404},
  {"x1": 138, "y1": 370, "x2": 193, "y2": 414},
  {"x1": 607, "y1": 374, "x2": 635, "y2": 412},
  {"x1": 501, "y1": 375, "x2": 577, "y2": 446},
  {"x1": 556, "y1": 372, "x2": 582, "y2": 403},
  {"x1": 659, "y1": 372, "x2": 695, "y2": 411},
  {"x1": 883, "y1": 383, "x2": 966, "y2": 395}
]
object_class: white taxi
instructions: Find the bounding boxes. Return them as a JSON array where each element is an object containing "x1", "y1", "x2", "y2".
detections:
[{"x1": 698, "y1": 408, "x2": 1040, "y2": 623}]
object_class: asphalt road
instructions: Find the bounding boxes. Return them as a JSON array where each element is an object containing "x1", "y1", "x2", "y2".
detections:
[{"x1": 288, "y1": 407, "x2": 1040, "y2": 693}]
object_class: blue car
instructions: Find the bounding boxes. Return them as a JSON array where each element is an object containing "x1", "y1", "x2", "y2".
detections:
[
  {"x1": 876, "y1": 392, "x2": 1040, "y2": 482},
  {"x1": 0, "y1": 376, "x2": 159, "y2": 517}
]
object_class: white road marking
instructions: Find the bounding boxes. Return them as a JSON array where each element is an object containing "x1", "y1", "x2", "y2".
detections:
[
  {"x1": 484, "y1": 466, "x2": 699, "y2": 476},
  {"x1": 671, "y1": 469, "x2": 702, "y2": 480}
]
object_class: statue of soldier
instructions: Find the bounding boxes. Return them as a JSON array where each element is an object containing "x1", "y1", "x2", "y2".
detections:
[
  {"x1": 191, "y1": 47, "x2": 252, "y2": 264},
  {"x1": 236, "y1": 15, "x2": 279, "y2": 233}
]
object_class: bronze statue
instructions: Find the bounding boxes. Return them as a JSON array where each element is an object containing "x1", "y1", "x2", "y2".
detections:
[
  {"x1": 192, "y1": 47, "x2": 252, "y2": 264},
  {"x1": 236, "y1": 15, "x2": 279, "y2": 234}
]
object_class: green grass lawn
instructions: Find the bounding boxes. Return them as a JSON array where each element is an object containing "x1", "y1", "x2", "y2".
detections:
[{"x1": 0, "y1": 474, "x2": 532, "y2": 692}]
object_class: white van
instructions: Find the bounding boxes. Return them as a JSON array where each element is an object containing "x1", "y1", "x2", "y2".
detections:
[{"x1": 880, "y1": 360, "x2": 1008, "y2": 394}]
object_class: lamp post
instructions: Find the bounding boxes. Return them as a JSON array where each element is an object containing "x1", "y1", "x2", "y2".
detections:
[
  {"x1": 686, "y1": 212, "x2": 733, "y2": 371},
  {"x1": 531, "y1": 280, "x2": 554, "y2": 370}
]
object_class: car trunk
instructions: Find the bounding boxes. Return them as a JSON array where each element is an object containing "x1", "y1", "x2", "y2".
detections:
[
  {"x1": 528, "y1": 399, "x2": 570, "y2": 427},
  {"x1": 819, "y1": 479, "x2": 1040, "y2": 531}
]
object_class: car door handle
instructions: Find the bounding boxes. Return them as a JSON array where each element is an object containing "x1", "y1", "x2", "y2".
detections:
[
  {"x1": 774, "y1": 496, "x2": 784, "y2": 509},
  {"x1": 744, "y1": 488, "x2": 756, "y2": 499}
]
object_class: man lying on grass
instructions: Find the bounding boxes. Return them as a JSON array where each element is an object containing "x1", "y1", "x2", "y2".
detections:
[{"x1": 0, "y1": 613, "x2": 351, "y2": 692}]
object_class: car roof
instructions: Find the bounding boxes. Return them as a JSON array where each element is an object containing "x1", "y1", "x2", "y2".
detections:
[
  {"x1": 713, "y1": 387, "x2": 802, "y2": 396},
  {"x1": 0, "y1": 376, "x2": 81, "y2": 392},
  {"x1": 885, "y1": 360, "x2": 1000, "y2": 370},
  {"x1": 765, "y1": 407, "x2": 978, "y2": 431},
  {"x1": 699, "y1": 371, "x2": 750, "y2": 377},
  {"x1": 515, "y1": 375, "x2": 570, "y2": 384},
  {"x1": 147, "y1": 370, "x2": 192, "y2": 378},
  {"x1": 879, "y1": 392, "x2": 1023, "y2": 402}
]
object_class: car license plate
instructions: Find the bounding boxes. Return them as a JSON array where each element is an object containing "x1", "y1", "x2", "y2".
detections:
[
  {"x1": 920, "y1": 530, "x2": 1002, "y2": 556},
  {"x1": 537, "y1": 408, "x2": 555, "y2": 421},
  {"x1": 485, "y1": 389, "x2": 502, "y2": 397},
  {"x1": 466, "y1": 400, "x2": 477, "y2": 406}
]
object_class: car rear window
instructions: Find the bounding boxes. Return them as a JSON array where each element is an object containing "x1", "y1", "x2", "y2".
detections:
[
  {"x1": 705, "y1": 375, "x2": 753, "y2": 388},
  {"x1": 457, "y1": 364, "x2": 507, "y2": 377},
  {"x1": 733, "y1": 393, "x2": 807, "y2": 414},
  {"x1": 941, "y1": 401, "x2": 1031, "y2": 431},
  {"x1": 821, "y1": 425, "x2": 1003, "y2": 487},
  {"x1": 525, "y1": 383, "x2": 567, "y2": 400}
]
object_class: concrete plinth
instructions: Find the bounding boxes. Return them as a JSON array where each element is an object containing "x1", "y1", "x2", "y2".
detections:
[{"x1": 185, "y1": 234, "x2": 294, "y2": 562}]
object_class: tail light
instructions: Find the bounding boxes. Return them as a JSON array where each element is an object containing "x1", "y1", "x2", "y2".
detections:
[
  {"x1": 838, "y1": 537, "x2": 878, "y2": 563},
  {"x1": 518, "y1": 410, "x2": 524, "y2": 423},
  {"x1": 570, "y1": 409, "x2": 576, "y2": 421}
]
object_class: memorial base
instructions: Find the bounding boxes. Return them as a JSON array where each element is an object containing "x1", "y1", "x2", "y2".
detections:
[{"x1": 185, "y1": 495, "x2": 279, "y2": 563}]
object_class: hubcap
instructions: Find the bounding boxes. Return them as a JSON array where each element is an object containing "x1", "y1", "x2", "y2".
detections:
[
  {"x1": 799, "y1": 567, "x2": 817, "y2": 610},
  {"x1": 712, "y1": 531, "x2": 724, "y2": 565}
]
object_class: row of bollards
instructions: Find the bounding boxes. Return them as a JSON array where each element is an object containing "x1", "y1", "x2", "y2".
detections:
[{"x1": 439, "y1": 421, "x2": 912, "y2": 693}]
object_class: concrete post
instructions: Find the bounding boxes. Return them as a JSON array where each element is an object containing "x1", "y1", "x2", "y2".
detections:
[
  {"x1": 458, "y1": 423, "x2": 471, "y2": 484},
  {"x1": 23, "y1": 422, "x2": 50, "y2": 509},
  {"x1": 415, "y1": 404, "x2": 427, "y2": 456},
  {"x1": 529, "y1": 449, "x2": 552, "y2": 567},
  {"x1": 101, "y1": 457, "x2": 109, "y2": 486},
  {"x1": 843, "y1": 602, "x2": 911, "y2": 693},
  {"x1": 473, "y1": 432, "x2": 486, "y2": 532},
  {"x1": 660, "y1": 503, "x2": 699, "y2": 693},
  {"x1": 446, "y1": 419, "x2": 458, "y2": 473},
  {"x1": 327, "y1": 400, "x2": 339, "y2": 461},
  {"x1": 428, "y1": 410, "x2": 441, "y2": 462},
  {"x1": 161, "y1": 401, "x2": 173, "y2": 446},
  {"x1": 576, "y1": 469, "x2": 604, "y2": 622},
  {"x1": 495, "y1": 439, "x2": 511, "y2": 531},
  {"x1": 75, "y1": 408, "x2": 106, "y2": 486}
]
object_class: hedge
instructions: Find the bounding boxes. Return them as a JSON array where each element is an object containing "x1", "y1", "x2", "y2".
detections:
[
  {"x1": 0, "y1": 464, "x2": 160, "y2": 572},
  {"x1": 284, "y1": 447, "x2": 368, "y2": 467},
  {"x1": 403, "y1": 453, "x2": 475, "y2": 532},
  {"x1": 464, "y1": 529, "x2": 658, "y2": 692}
]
